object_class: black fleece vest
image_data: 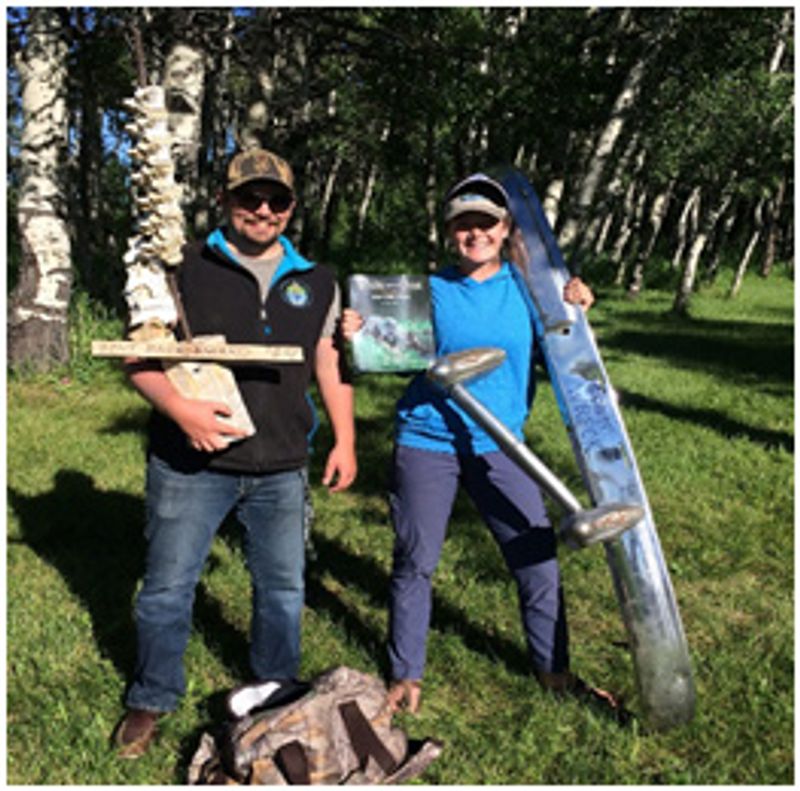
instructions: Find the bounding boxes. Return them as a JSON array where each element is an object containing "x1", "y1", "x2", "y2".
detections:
[{"x1": 148, "y1": 239, "x2": 336, "y2": 474}]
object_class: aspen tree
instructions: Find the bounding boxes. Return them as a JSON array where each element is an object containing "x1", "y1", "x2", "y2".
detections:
[{"x1": 9, "y1": 9, "x2": 73, "y2": 370}]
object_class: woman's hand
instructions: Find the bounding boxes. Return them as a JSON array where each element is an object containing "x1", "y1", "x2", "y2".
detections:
[
  {"x1": 563, "y1": 277, "x2": 595, "y2": 311},
  {"x1": 340, "y1": 308, "x2": 364, "y2": 341}
]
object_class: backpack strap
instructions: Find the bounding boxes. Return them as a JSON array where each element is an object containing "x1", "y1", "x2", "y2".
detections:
[
  {"x1": 338, "y1": 700, "x2": 399, "y2": 775},
  {"x1": 274, "y1": 740, "x2": 311, "y2": 784}
]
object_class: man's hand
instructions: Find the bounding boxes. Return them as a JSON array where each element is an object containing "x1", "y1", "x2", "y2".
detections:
[
  {"x1": 315, "y1": 334, "x2": 357, "y2": 492},
  {"x1": 322, "y1": 442, "x2": 357, "y2": 492},
  {"x1": 563, "y1": 276, "x2": 595, "y2": 311},
  {"x1": 126, "y1": 363, "x2": 249, "y2": 453},
  {"x1": 171, "y1": 398, "x2": 250, "y2": 452}
]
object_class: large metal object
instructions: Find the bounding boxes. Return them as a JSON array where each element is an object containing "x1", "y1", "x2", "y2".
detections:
[
  {"x1": 498, "y1": 168, "x2": 695, "y2": 730},
  {"x1": 427, "y1": 348, "x2": 643, "y2": 549}
]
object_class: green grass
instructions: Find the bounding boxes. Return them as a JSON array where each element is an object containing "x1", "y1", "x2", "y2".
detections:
[{"x1": 6, "y1": 270, "x2": 794, "y2": 784}]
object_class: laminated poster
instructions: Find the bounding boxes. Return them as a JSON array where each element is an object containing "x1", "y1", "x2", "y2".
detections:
[{"x1": 347, "y1": 274, "x2": 435, "y2": 373}]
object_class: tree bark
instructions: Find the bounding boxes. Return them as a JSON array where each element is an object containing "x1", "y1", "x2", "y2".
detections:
[
  {"x1": 610, "y1": 145, "x2": 646, "y2": 283},
  {"x1": 163, "y1": 42, "x2": 206, "y2": 233},
  {"x1": 586, "y1": 131, "x2": 640, "y2": 256},
  {"x1": 197, "y1": 10, "x2": 235, "y2": 232},
  {"x1": 729, "y1": 198, "x2": 765, "y2": 298},
  {"x1": 673, "y1": 178, "x2": 735, "y2": 314},
  {"x1": 612, "y1": 180, "x2": 646, "y2": 285},
  {"x1": 757, "y1": 10, "x2": 792, "y2": 278},
  {"x1": 9, "y1": 8, "x2": 73, "y2": 371},
  {"x1": 557, "y1": 46, "x2": 652, "y2": 252},
  {"x1": 703, "y1": 200, "x2": 737, "y2": 284},
  {"x1": 627, "y1": 182, "x2": 674, "y2": 297},
  {"x1": 593, "y1": 211, "x2": 615, "y2": 256},
  {"x1": 318, "y1": 150, "x2": 342, "y2": 258},
  {"x1": 670, "y1": 186, "x2": 701, "y2": 271},
  {"x1": 354, "y1": 123, "x2": 390, "y2": 248},
  {"x1": 542, "y1": 178, "x2": 565, "y2": 229},
  {"x1": 760, "y1": 175, "x2": 786, "y2": 278},
  {"x1": 424, "y1": 116, "x2": 439, "y2": 271}
]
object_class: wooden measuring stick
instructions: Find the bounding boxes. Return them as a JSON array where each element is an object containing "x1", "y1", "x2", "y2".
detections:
[{"x1": 92, "y1": 339, "x2": 304, "y2": 363}]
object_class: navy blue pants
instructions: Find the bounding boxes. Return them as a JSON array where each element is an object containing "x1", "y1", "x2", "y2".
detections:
[{"x1": 388, "y1": 444, "x2": 569, "y2": 680}]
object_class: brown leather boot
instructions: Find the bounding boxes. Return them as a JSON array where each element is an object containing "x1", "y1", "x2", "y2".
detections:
[{"x1": 114, "y1": 708, "x2": 161, "y2": 759}]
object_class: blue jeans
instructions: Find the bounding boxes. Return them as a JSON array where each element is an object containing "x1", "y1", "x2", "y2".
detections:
[
  {"x1": 388, "y1": 445, "x2": 569, "y2": 681},
  {"x1": 126, "y1": 455, "x2": 307, "y2": 712}
]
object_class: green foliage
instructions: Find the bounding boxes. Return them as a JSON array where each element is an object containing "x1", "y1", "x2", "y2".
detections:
[
  {"x1": 7, "y1": 7, "x2": 793, "y2": 367},
  {"x1": 642, "y1": 9, "x2": 792, "y2": 192},
  {"x1": 66, "y1": 290, "x2": 125, "y2": 384},
  {"x1": 6, "y1": 272, "x2": 793, "y2": 784},
  {"x1": 69, "y1": 155, "x2": 134, "y2": 309}
]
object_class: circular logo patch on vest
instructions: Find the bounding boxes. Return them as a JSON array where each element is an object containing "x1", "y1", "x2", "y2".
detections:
[{"x1": 281, "y1": 279, "x2": 313, "y2": 308}]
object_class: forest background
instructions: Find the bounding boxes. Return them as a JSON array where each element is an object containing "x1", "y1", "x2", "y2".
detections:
[
  {"x1": 5, "y1": 5, "x2": 796, "y2": 786},
  {"x1": 6, "y1": 6, "x2": 794, "y2": 364}
]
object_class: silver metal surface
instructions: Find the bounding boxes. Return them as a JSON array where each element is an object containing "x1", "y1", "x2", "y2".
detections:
[
  {"x1": 447, "y1": 380, "x2": 584, "y2": 514},
  {"x1": 427, "y1": 347, "x2": 507, "y2": 388},
  {"x1": 499, "y1": 167, "x2": 695, "y2": 730},
  {"x1": 427, "y1": 354, "x2": 643, "y2": 548}
]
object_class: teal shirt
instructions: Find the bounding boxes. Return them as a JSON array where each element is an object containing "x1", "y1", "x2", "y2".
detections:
[
  {"x1": 206, "y1": 228, "x2": 314, "y2": 280},
  {"x1": 395, "y1": 262, "x2": 538, "y2": 455}
]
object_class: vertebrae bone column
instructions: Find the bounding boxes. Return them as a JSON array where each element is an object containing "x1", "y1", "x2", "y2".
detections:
[{"x1": 123, "y1": 85, "x2": 184, "y2": 339}]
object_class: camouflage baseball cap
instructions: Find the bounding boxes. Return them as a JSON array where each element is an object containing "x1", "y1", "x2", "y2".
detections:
[{"x1": 226, "y1": 148, "x2": 295, "y2": 193}]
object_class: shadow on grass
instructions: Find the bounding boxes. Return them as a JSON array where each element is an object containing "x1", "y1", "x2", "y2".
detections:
[
  {"x1": 306, "y1": 529, "x2": 530, "y2": 679},
  {"x1": 8, "y1": 471, "x2": 145, "y2": 681},
  {"x1": 304, "y1": 532, "x2": 632, "y2": 726},
  {"x1": 619, "y1": 389, "x2": 793, "y2": 452},
  {"x1": 7, "y1": 470, "x2": 252, "y2": 704},
  {"x1": 307, "y1": 416, "x2": 560, "y2": 680},
  {"x1": 602, "y1": 315, "x2": 793, "y2": 386},
  {"x1": 8, "y1": 458, "x2": 628, "y2": 779},
  {"x1": 99, "y1": 408, "x2": 151, "y2": 437}
]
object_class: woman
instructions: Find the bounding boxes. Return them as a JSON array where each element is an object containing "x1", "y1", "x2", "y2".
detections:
[{"x1": 344, "y1": 173, "x2": 617, "y2": 715}]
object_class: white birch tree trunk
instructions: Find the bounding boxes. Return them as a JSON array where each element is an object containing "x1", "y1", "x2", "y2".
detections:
[
  {"x1": 758, "y1": 10, "x2": 792, "y2": 278},
  {"x1": 671, "y1": 186, "x2": 701, "y2": 270},
  {"x1": 319, "y1": 155, "x2": 341, "y2": 231},
  {"x1": 610, "y1": 144, "x2": 647, "y2": 281},
  {"x1": 612, "y1": 181, "x2": 646, "y2": 284},
  {"x1": 164, "y1": 43, "x2": 206, "y2": 224},
  {"x1": 201, "y1": 10, "x2": 235, "y2": 231},
  {"x1": 729, "y1": 198, "x2": 765, "y2": 298},
  {"x1": 593, "y1": 212, "x2": 615, "y2": 256},
  {"x1": 354, "y1": 123, "x2": 391, "y2": 247},
  {"x1": 316, "y1": 86, "x2": 341, "y2": 240},
  {"x1": 239, "y1": 68, "x2": 275, "y2": 151},
  {"x1": 9, "y1": 8, "x2": 73, "y2": 370},
  {"x1": 542, "y1": 178, "x2": 565, "y2": 229},
  {"x1": 627, "y1": 181, "x2": 674, "y2": 297},
  {"x1": 770, "y1": 9, "x2": 792, "y2": 74},
  {"x1": 318, "y1": 149, "x2": 342, "y2": 253},
  {"x1": 424, "y1": 118, "x2": 439, "y2": 271},
  {"x1": 557, "y1": 51, "x2": 650, "y2": 251},
  {"x1": 586, "y1": 131, "x2": 640, "y2": 256},
  {"x1": 703, "y1": 202, "x2": 737, "y2": 283},
  {"x1": 673, "y1": 179, "x2": 735, "y2": 314},
  {"x1": 761, "y1": 175, "x2": 786, "y2": 278}
]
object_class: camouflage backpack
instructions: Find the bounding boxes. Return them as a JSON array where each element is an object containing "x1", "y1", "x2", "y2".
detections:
[{"x1": 188, "y1": 666, "x2": 442, "y2": 785}]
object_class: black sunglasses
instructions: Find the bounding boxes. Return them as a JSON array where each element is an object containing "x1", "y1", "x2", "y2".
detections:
[{"x1": 233, "y1": 187, "x2": 294, "y2": 214}]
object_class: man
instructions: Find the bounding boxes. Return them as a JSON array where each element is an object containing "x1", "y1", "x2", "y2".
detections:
[{"x1": 114, "y1": 148, "x2": 356, "y2": 758}]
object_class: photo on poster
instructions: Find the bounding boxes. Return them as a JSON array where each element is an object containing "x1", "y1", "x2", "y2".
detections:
[{"x1": 347, "y1": 274, "x2": 434, "y2": 373}]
